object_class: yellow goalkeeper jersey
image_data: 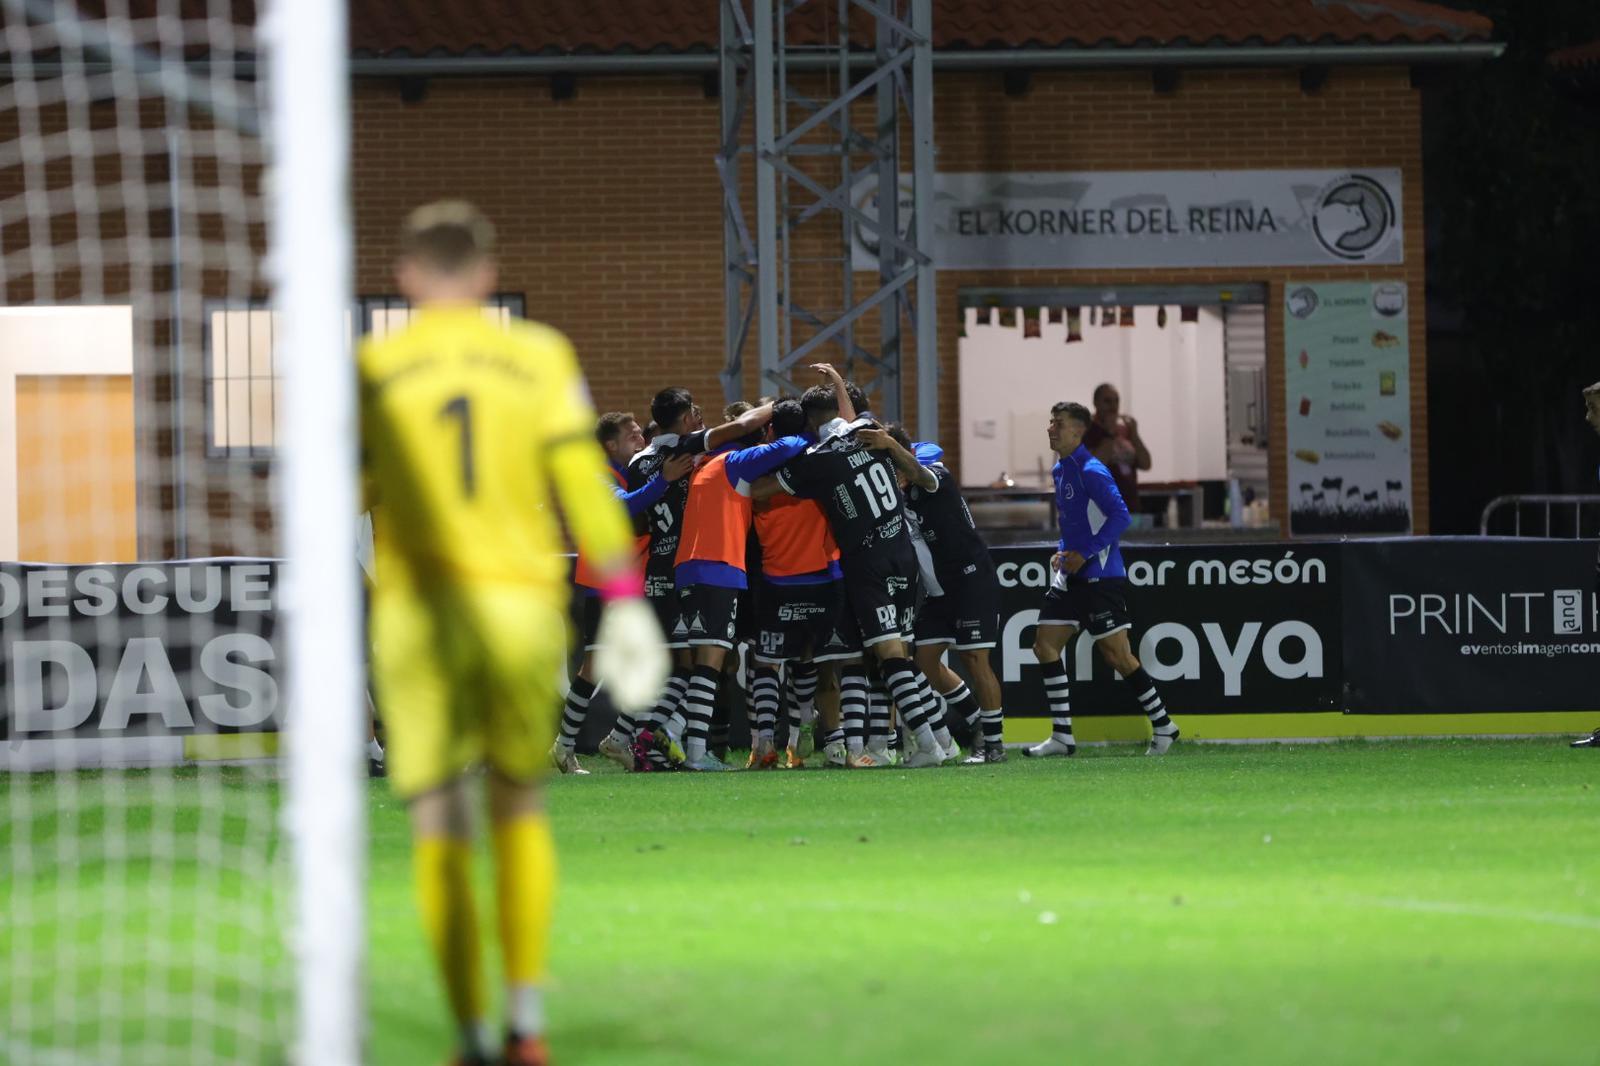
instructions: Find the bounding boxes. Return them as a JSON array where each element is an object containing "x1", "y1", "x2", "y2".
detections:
[{"x1": 358, "y1": 304, "x2": 634, "y2": 592}]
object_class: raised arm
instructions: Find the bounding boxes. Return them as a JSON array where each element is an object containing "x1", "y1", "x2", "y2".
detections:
[{"x1": 809, "y1": 363, "x2": 855, "y2": 422}]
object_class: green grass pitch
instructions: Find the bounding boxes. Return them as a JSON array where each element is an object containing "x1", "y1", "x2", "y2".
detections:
[
  {"x1": 369, "y1": 739, "x2": 1597, "y2": 1065},
  {"x1": 3, "y1": 738, "x2": 1596, "y2": 1064}
]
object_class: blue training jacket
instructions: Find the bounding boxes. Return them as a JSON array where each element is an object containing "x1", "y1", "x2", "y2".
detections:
[
  {"x1": 1052, "y1": 444, "x2": 1130, "y2": 580},
  {"x1": 612, "y1": 459, "x2": 670, "y2": 516}
]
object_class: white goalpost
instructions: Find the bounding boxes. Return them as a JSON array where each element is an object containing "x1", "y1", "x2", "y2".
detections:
[
  {"x1": 0, "y1": 1, "x2": 364, "y2": 1062},
  {"x1": 264, "y1": 0, "x2": 364, "y2": 1063}
]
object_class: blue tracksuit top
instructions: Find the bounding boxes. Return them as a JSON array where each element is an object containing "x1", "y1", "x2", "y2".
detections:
[{"x1": 1053, "y1": 444, "x2": 1130, "y2": 579}]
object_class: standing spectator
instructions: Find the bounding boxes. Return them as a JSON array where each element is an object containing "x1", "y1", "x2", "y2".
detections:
[
  {"x1": 1084, "y1": 383, "x2": 1151, "y2": 511},
  {"x1": 1573, "y1": 381, "x2": 1600, "y2": 749}
]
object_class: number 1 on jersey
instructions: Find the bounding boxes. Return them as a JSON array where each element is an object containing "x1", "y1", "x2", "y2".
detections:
[{"x1": 440, "y1": 394, "x2": 475, "y2": 496}]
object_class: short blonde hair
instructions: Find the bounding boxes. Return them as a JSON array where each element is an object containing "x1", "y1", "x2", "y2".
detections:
[
  {"x1": 1585, "y1": 381, "x2": 1600, "y2": 399},
  {"x1": 401, "y1": 200, "x2": 495, "y2": 273}
]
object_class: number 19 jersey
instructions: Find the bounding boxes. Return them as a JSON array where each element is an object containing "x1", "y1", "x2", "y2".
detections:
[
  {"x1": 358, "y1": 305, "x2": 629, "y2": 592},
  {"x1": 775, "y1": 420, "x2": 908, "y2": 561}
]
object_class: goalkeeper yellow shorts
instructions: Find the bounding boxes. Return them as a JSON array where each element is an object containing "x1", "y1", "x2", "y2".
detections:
[{"x1": 370, "y1": 582, "x2": 567, "y2": 800}]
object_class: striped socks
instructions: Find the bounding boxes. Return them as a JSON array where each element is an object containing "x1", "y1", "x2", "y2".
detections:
[
  {"x1": 1041, "y1": 659, "x2": 1075, "y2": 750},
  {"x1": 681, "y1": 665, "x2": 720, "y2": 762},
  {"x1": 789, "y1": 661, "x2": 818, "y2": 721},
  {"x1": 866, "y1": 686, "x2": 893, "y2": 755},
  {"x1": 557, "y1": 676, "x2": 595, "y2": 749},
  {"x1": 840, "y1": 668, "x2": 869, "y2": 755},
  {"x1": 943, "y1": 680, "x2": 981, "y2": 728},
  {"x1": 751, "y1": 665, "x2": 781, "y2": 744},
  {"x1": 882, "y1": 659, "x2": 939, "y2": 751},
  {"x1": 1127, "y1": 666, "x2": 1177, "y2": 735},
  {"x1": 979, "y1": 707, "x2": 1004, "y2": 747},
  {"x1": 644, "y1": 670, "x2": 689, "y2": 735},
  {"x1": 910, "y1": 671, "x2": 953, "y2": 750},
  {"x1": 785, "y1": 662, "x2": 819, "y2": 750}
]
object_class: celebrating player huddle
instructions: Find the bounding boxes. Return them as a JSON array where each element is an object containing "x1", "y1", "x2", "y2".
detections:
[{"x1": 551, "y1": 378, "x2": 1180, "y2": 776}]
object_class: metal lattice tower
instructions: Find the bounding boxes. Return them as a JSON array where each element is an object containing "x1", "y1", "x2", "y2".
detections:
[{"x1": 718, "y1": 0, "x2": 937, "y2": 434}]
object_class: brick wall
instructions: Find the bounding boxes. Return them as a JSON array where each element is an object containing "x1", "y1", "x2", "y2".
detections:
[
  {"x1": 352, "y1": 76, "x2": 727, "y2": 419},
  {"x1": 350, "y1": 63, "x2": 1428, "y2": 532},
  {"x1": 0, "y1": 60, "x2": 1430, "y2": 561}
]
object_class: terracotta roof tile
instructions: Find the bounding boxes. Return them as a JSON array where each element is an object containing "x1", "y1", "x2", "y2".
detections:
[
  {"x1": 347, "y1": 0, "x2": 1495, "y2": 57},
  {"x1": 1, "y1": 2, "x2": 1495, "y2": 58}
]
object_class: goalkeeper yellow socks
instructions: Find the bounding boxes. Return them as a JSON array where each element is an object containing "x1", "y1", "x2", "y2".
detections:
[
  {"x1": 413, "y1": 835, "x2": 488, "y2": 1053},
  {"x1": 492, "y1": 811, "x2": 556, "y2": 1036}
]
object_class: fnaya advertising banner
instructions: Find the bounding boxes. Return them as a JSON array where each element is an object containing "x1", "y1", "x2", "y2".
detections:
[{"x1": 991, "y1": 543, "x2": 1343, "y2": 716}]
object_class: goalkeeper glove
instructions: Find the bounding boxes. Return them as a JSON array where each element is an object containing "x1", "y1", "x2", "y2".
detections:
[{"x1": 594, "y1": 597, "x2": 671, "y2": 713}]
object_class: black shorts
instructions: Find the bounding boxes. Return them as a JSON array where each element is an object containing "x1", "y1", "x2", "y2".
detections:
[
  {"x1": 1038, "y1": 576, "x2": 1132, "y2": 641},
  {"x1": 812, "y1": 582, "x2": 864, "y2": 663},
  {"x1": 753, "y1": 578, "x2": 837, "y2": 664},
  {"x1": 841, "y1": 548, "x2": 920, "y2": 649},
  {"x1": 679, "y1": 583, "x2": 742, "y2": 649},
  {"x1": 646, "y1": 571, "x2": 689, "y2": 649},
  {"x1": 915, "y1": 561, "x2": 1001, "y2": 650},
  {"x1": 735, "y1": 585, "x2": 758, "y2": 646},
  {"x1": 574, "y1": 590, "x2": 604, "y2": 652}
]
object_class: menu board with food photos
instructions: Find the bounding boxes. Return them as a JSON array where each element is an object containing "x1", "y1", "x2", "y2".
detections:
[{"x1": 1283, "y1": 280, "x2": 1413, "y2": 535}]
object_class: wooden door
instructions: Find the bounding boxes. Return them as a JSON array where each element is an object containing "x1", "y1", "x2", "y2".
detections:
[{"x1": 15, "y1": 374, "x2": 137, "y2": 562}]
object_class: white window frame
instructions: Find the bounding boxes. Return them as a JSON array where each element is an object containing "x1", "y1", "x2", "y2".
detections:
[{"x1": 203, "y1": 293, "x2": 525, "y2": 458}]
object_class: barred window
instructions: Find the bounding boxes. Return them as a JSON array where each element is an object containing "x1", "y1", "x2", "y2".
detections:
[
  {"x1": 359, "y1": 292, "x2": 524, "y2": 338},
  {"x1": 204, "y1": 294, "x2": 525, "y2": 456},
  {"x1": 205, "y1": 301, "x2": 280, "y2": 457}
]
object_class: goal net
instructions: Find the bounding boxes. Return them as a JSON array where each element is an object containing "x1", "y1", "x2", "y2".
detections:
[{"x1": 0, "y1": 2, "x2": 360, "y2": 1063}]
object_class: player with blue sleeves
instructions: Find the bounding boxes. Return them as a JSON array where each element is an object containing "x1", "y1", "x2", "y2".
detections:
[
  {"x1": 1025, "y1": 401, "x2": 1181, "y2": 759},
  {"x1": 555, "y1": 412, "x2": 696, "y2": 774}
]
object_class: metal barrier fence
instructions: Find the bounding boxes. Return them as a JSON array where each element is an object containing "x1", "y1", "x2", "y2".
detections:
[{"x1": 1479, "y1": 494, "x2": 1600, "y2": 538}]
